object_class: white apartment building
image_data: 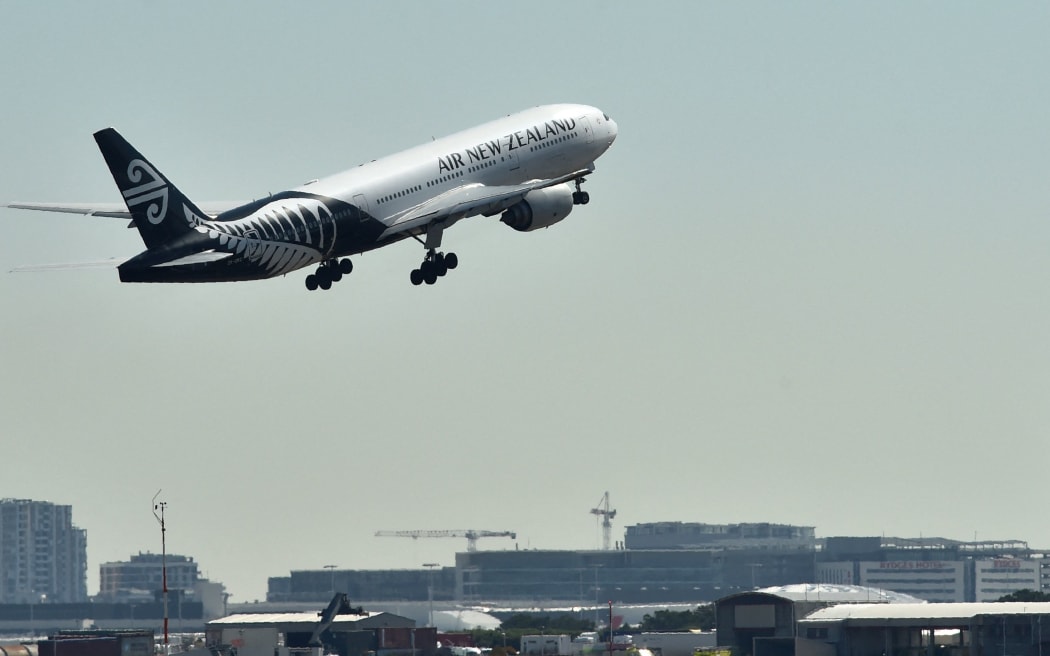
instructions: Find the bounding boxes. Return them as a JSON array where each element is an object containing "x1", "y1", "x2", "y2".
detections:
[{"x1": 0, "y1": 498, "x2": 88, "y2": 603}]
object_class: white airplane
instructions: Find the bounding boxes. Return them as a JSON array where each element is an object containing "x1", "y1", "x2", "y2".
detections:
[{"x1": 7, "y1": 104, "x2": 618, "y2": 290}]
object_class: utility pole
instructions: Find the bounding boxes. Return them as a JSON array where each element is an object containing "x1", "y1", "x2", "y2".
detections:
[{"x1": 152, "y1": 491, "x2": 169, "y2": 646}]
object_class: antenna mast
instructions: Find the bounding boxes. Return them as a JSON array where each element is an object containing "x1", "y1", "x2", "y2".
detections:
[{"x1": 152, "y1": 491, "x2": 169, "y2": 646}]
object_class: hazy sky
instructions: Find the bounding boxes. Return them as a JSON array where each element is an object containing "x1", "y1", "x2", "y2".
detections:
[{"x1": 3, "y1": 2, "x2": 1050, "y2": 603}]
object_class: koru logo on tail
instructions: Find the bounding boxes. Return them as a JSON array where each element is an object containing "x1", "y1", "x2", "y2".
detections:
[{"x1": 123, "y1": 159, "x2": 169, "y2": 224}]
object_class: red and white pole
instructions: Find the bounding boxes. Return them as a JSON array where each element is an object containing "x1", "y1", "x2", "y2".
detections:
[{"x1": 153, "y1": 491, "x2": 169, "y2": 646}]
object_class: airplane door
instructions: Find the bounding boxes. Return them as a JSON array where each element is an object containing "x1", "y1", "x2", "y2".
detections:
[
  {"x1": 579, "y1": 115, "x2": 594, "y2": 144},
  {"x1": 352, "y1": 193, "x2": 370, "y2": 218},
  {"x1": 507, "y1": 149, "x2": 521, "y2": 171}
]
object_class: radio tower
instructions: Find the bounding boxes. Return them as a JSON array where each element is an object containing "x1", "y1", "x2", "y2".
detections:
[{"x1": 590, "y1": 492, "x2": 617, "y2": 550}]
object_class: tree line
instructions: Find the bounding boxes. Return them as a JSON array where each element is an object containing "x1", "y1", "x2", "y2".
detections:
[{"x1": 461, "y1": 605, "x2": 715, "y2": 652}]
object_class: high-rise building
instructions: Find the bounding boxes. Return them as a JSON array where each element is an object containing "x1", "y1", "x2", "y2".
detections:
[{"x1": 0, "y1": 498, "x2": 88, "y2": 603}]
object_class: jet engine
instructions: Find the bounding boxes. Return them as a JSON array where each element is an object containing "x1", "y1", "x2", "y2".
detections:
[{"x1": 500, "y1": 183, "x2": 574, "y2": 232}]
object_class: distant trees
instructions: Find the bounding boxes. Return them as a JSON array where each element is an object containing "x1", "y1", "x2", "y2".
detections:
[
  {"x1": 997, "y1": 589, "x2": 1050, "y2": 602},
  {"x1": 638, "y1": 605, "x2": 716, "y2": 631},
  {"x1": 501, "y1": 613, "x2": 596, "y2": 633},
  {"x1": 462, "y1": 606, "x2": 716, "y2": 652}
]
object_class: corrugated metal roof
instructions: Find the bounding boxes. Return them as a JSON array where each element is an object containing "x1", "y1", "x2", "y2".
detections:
[
  {"x1": 209, "y1": 612, "x2": 371, "y2": 625},
  {"x1": 755, "y1": 584, "x2": 926, "y2": 604},
  {"x1": 802, "y1": 602, "x2": 1050, "y2": 622}
]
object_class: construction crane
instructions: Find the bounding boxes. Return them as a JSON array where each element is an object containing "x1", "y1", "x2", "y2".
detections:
[
  {"x1": 374, "y1": 529, "x2": 516, "y2": 552},
  {"x1": 590, "y1": 492, "x2": 617, "y2": 550}
]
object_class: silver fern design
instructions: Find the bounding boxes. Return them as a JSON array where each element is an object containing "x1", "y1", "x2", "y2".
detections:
[{"x1": 186, "y1": 198, "x2": 339, "y2": 275}]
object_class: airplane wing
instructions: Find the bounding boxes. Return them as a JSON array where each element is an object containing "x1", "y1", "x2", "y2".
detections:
[
  {"x1": 10, "y1": 251, "x2": 232, "y2": 273},
  {"x1": 379, "y1": 167, "x2": 593, "y2": 239},
  {"x1": 5, "y1": 201, "x2": 246, "y2": 220}
]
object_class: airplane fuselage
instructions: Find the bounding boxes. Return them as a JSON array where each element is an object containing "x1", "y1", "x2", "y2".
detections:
[{"x1": 116, "y1": 104, "x2": 616, "y2": 284}]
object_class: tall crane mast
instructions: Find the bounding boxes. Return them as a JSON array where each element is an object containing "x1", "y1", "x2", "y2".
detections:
[
  {"x1": 374, "y1": 529, "x2": 516, "y2": 552},
  {"x1": 590, "y1": 492, "x2": 617, "y2": 550}
]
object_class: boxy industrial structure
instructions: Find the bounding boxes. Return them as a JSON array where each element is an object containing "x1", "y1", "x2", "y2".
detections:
[{"x1": 206, "y1": 610, "x2": 433, "y2": 656}]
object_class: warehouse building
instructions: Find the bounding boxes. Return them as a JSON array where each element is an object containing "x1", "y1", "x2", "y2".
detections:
[
  {"x1": 797, "y1": 602, "x2": 1050, "y2": 656},
  {"x1": 206, "y1": 608, "x2": 430, "y2": 656},
  {"x1": 715, "y1": 584, "x2": 924, "y2": 656},
  {"x1": 716, "y1": 586, "x2": 1050, "y2": 656}
]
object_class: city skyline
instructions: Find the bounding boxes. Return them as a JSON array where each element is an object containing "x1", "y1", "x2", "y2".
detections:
[
  {"x1": 5, "y1": 3, "x2": 1050, "y2": 603},
  {"x1": 10, "y1": 497, "x2": 1049, "y2": 605}
]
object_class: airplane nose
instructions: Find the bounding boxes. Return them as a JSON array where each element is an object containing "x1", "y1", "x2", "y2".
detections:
[{"x1": 607, "y1": 116, "x2": 618, "y2": 142}]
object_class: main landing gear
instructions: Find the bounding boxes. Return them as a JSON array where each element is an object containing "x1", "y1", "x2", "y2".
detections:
[
  {"x1": 572, "y1": 177, "x2": 590, "y2": 205},
  {"x1": 305, "y1": 258, "x2": 353, "y2": 291},
  {"x1": 410, "y1": 250, "x2": 458, "y2": 286}
]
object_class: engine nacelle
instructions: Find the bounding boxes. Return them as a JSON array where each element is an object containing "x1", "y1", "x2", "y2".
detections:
[{"x1": 500, "y1": 183, "x2": 574, "y2": 232}]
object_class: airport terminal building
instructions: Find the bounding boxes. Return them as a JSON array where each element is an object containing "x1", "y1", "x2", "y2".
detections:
[{"x1": 267, "y1": 525, "x2": 1049, "y2": 606}]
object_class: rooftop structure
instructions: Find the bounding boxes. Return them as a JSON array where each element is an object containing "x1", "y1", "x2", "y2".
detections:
[{"x1": 625, "y1": 522, "x2": 816, "y2": 550}]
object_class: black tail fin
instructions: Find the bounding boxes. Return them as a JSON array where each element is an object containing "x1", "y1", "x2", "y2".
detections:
[{"x1": 93, "y1": 128, "x2": 209, "y2": 250}]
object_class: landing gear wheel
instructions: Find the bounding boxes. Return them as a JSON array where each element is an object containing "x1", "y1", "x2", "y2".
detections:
[
  {"x1": 573, "y1": 177, "x2": 590, "y2": 205},
  {"x1": 411, "y1": 247, "x2": 459, "y2": 286},
  {"x1": 306, "y1": 258, "x2": 354, "y2": 291}
]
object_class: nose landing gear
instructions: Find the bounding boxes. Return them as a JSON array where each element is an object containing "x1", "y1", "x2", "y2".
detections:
[{"x1": 572, "y1": 177, "x2": 590, "y2": 205}]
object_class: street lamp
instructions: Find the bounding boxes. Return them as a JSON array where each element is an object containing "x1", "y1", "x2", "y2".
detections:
[
  {"x1": 748, "y1": 563, "x2": 763, "y2": 590},
  {"x1": 323, "y1": 565, "x2": 338, "y2": 595},
  {"x1": 423, "y1": 563, "x2": 440, "y2": 627}
]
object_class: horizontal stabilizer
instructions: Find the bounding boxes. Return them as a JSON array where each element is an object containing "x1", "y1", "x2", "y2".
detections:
[
  {"x1": 10, "y1": 251, "x2": 232, "y2": 274},
  {"x1": 10, "y1": 258, "x2": 122, "y2": 273},
  {"x1": 5, "y1": 201, "x2": 247, "y2": 220}
]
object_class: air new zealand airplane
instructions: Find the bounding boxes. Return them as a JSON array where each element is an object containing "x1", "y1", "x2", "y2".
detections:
[{"x1": 7, "y1": 104, "x2": 618, "y2": 290}]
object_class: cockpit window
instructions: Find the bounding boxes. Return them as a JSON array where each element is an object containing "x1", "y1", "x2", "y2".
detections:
[{"x1": 603, "y1": 113, "x2": 610, "y2": 120}]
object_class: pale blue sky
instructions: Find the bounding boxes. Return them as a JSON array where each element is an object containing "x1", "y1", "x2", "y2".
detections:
[{"x1": 3, "y1": 2, "x2": 1050, "y2": 602}]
